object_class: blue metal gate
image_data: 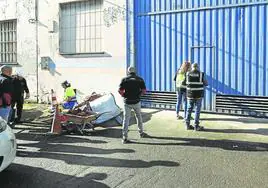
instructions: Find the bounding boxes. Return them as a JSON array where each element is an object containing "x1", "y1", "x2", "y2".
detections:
[{"x1": 127, "y1": 0, "x2": 268, "y2": 113}]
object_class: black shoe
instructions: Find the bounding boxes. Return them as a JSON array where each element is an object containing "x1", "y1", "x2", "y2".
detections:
[
  {"x1": 8, "y1": 122, "x2": 15, "y2": 128},
  {"x1": 194, "y1": 126, "x2": 204, "y2": 131},
  {"x1": 140, "y1": 132, "x2": 149, "y2": 138},
  {"x1": 15, "y1": 118, "x2": 23, "y2": 124},
  {"x1": 185, "y1": 125, "x2": 194, "y2": 130},
  {"x1": 177, "y1": 115, "x2": 183, "y2": 120},
  {"x1": 122, "y1": 138, "x2": 130, "y2": 144}
]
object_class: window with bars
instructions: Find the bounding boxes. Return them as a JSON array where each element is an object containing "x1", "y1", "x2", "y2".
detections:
[
  {"x1": 0, "y1": 20, "x2": 17, "y2": 64},
  {"x1": 59, "y1": 0, "x2": 103, "y2": 54}
]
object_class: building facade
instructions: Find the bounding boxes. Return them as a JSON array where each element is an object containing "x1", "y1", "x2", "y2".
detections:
[
  {"x1": 0, "y1": 0, "x2": 127, "y2": 105},
  {"x1": 1, "y1": 0, "x2": 268, "y2": 115}
]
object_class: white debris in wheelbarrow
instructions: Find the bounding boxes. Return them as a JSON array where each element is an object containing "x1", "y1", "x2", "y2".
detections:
[{"x1": 90, "y1": 93, "x2": 122, "y2": 125}]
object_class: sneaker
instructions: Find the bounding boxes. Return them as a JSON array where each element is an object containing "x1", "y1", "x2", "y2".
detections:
[
  {"x1": 177, "y1": 115, "x2": 183, "y2": 120},
  {"x1": 140, "y1": 132, "x2": 149, "y2": 138},
  {"x1": 122, "y1": 138, "x2": 130, "y2": 144},
  {"x1": 185, "y1": 125, "x2": 194, "y2": 130},
  {"x1": 194, "y1": 126, "x2": 204, "y2": 131}
]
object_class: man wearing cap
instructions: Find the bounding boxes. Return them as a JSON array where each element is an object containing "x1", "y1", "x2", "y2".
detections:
[
  {"x1": 10, "y1": 71, "x2": 30, "y2": 124},
  {"x1": 0, "y1": 65, "x2": 14, "y2": 122},
  {"x1": 119, "y1": 67, "x2": 147, "y2": 144},
  {"x1": 182, "y1": 63, "x2": 208, "y2": 131},
  {"x1": 61, "y1": 80, "x2": 77, "y2": 110}
]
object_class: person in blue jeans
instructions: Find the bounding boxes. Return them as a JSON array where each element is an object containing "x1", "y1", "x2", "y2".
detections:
[
  {"x1": 0, "y1": 65, "x2": 14, "y2": 122},
  {"x1": 61, "y1": 81, "x2": 78, "y2": 110},
  {"x1": 182, "y1": 63, "x2": 208, "y2": 131},
  {"x1": 173, "y1": 61, "x2": 191, "y2": 119}
]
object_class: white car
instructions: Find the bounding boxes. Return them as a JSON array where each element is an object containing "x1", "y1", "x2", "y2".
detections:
[{"x1": 0, "y1": 117, "x2": 16, "y2": 172}]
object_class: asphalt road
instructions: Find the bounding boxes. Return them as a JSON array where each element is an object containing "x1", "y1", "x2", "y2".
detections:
[{"x1": 1, "y1": 109, "x2": 268, "y2": 188}]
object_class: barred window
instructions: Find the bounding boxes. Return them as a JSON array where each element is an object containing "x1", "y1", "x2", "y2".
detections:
[
  {"x1": 0, "y1": 20, "x2": 17, "y2": 64},
  {"x1": 59, "y1": 0, "x2": 103, "y2": 54}
]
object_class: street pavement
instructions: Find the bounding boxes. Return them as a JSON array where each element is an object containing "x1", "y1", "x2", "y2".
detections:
[{"x1": 1, "y1": 108, "x2": 268, "y2": 188}]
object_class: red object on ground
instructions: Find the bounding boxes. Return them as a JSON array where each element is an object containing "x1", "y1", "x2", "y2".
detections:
[
  {"x1": 50, "y1": 105, "x2": 62, "y2": 134},
  {"x1": 60, "y1": 115, "x2": 69, "y2": 122}
]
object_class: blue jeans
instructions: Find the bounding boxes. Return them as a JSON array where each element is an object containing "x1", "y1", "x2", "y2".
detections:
[
  {"x1": 185, "y1": 98, "x2": 202, "y2": 127},
  {"x1": 62, "y1": 101, "x2": 77, "y2": 110},
  {"x1": 176, "y1": 90, "x2": 187, "y2": 118},
  {"x1": 0, "y1": 106, "x2": 11, "y2": 122}
]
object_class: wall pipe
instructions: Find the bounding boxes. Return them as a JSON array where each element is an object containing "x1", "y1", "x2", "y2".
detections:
[{"x1": 35, "y1": 0, "x2": 39, "y2": 103}]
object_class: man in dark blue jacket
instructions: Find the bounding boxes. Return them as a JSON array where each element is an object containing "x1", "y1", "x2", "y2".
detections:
[{"x1": 118, "y1": 67, "x2": 147, "y2": 144}]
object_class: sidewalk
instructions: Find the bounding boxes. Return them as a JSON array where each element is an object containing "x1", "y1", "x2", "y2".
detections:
[{"x1": 139, "y1": 109, "x2": 268, "y2": 146}]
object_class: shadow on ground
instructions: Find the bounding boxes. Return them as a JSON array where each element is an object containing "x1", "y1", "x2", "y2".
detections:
[
  {"x1": 17, "y1": 150, "x2": 180, "y2": 168},
  {"x1": 130, "y1": 134, "x2": 268, "y2": 152},
  {"x1": 83, "y1": 128, "x2": 268, "y2": 152},
  {"x1": 129, "y1": 110, "x2": 161, "y2": 126},
  {"x1": 22, "y1": 106, "x2": 49, "y2": 122},
  {"x1": 15, "y1": 129, "x2": 179, "y2": 170},
  {"x1": 204, "y1": 128, "x2": 268, "y2": 136},
  {"x1": 0, "y1": 164, "x2": 110, "y2": 188},
  {"x1": 200, "y1": 117, "x2": 268, "y2": 124},
  {"x1": 13, "y1": 106, "x2": 267, "y2": 176},
  {"x1": 18, "y1": 142, "x2": 135, "y2": 155},
  {"x1": 16, "y1": 132, "x2": 108, "y2": 144}
]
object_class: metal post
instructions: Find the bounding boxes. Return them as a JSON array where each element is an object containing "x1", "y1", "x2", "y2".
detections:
[
  {"x1": 126, "y1": 0, "x2": 129, "y2": 69},
  {"x1": 132, "y1": 0, "x2": 136, "y2": 69},
  {"x1": 35, "y1": 0, "x2": 39, "y2": 103},
  {"x1": 126, "y1": 0, "x2": 135, "y2": 72}
]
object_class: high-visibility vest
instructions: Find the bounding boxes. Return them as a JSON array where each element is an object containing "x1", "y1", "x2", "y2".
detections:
[
  {"x1": 186, "y1": 70, "x2": 205, "y2": 99},
  {"x1": 64, "y1": 87, "x2": 77, "y2": 102},
  {"x1": 175, "y1": 71, "x2": 186, "y2": 89}
]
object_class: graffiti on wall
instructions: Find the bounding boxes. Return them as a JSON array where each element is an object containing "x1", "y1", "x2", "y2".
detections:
[{"x1": 103, "y1": 5, "x2": 126, "y2": 27}]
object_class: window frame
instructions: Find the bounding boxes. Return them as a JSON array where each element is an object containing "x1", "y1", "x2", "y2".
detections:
[
  {"x1": 58, "y1": 0, "x2": 105, "y2": 56},
  {"x1": 0, "y1": 19, "x2": 18, "y2": 65}
]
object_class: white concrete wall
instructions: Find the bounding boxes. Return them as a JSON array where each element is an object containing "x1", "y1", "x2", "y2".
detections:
[
  {"x1": 0, "y1": 0, "x2": 37, "y2": 96},
  {"x1": 0, "y1": 0, "x2": 127, "y2": 107}
]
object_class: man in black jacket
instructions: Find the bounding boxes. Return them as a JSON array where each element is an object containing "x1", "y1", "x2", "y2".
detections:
[
  {"x1": 10, "y1": 73, "x2": 30, "y2": 124},
  {"x1": 182, "y1": 63, "x2": 208, "y2": 131},
  {"x1": 119, "y1": 67, "x2": 147, "y2": 144},
  {"x1": 0, "y1": 65, "x2": 14, "y2": 122}
]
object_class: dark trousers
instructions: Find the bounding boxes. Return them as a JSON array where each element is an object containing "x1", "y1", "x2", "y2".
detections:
[{"x1": 10, "y1": 96, "x2": 24, "y2": 122}]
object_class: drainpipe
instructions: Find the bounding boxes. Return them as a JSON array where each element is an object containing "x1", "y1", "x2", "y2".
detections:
[
  {"x1": 126, "y1": 0, "x2": 129, "y2": 70},
  {"x1": 35, "y1": 0, "x2": 39, "y2": 103},
  {"x1": 128, "y1": 0, "x2": 135, "y2": 69},
  {"x1": 132, "y1": 0, "x2": 136, "y2": 69}
]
